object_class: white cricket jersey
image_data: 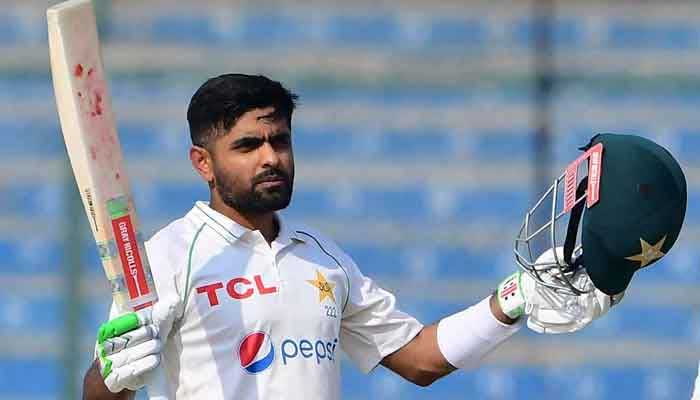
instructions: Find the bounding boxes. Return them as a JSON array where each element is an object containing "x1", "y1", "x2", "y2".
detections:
[{"x1": 108, "y1": 201, "x2": 423, "y2": 399}]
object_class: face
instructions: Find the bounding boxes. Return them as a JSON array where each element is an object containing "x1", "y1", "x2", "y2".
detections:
[{"x1": 193, "y1": 107, "x2": 295, "y2": 215}]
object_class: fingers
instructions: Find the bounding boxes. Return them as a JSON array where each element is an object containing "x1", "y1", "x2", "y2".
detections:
[
  {"x1": 103, "y1": 354, "x2": 161, "y2": 393},
  {"x1": 138, "y1": 296, "x2": 181, "y2": 341},
  {"x1": 109, "y1": 339, "x2": 162, "y2": 369},
  {"x1": 98, "y1": 313, "x2": 143, "y2": 344},
  {"x1": 102, "y1": 325, "x2": 156, "y2": 356}
]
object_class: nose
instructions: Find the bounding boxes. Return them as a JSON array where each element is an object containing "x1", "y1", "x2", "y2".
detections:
[{"x1": 259, "y1": 141, "x2": 281, "y2": 168}]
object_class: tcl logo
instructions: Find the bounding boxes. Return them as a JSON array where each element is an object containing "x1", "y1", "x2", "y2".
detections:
[{"x1": 196, "y1": 275, "x2": 277, "y2": 306}]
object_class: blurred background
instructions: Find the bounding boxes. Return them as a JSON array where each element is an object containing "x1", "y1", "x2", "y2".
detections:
[{"x1": 2, "y1": 0, "x2": 700, "y2": 399}]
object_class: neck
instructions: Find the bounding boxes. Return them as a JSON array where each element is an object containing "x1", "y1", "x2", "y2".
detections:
[{"x1": 209, "y1": 195, "x2": 279, "y2": 245}]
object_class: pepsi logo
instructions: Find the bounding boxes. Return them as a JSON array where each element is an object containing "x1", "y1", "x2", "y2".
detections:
[{"x1": 238, "y1": 331, "x2": 275, "y2": 374}]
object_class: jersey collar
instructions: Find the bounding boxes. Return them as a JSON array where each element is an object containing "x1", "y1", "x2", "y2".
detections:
[{"x1": 190, "y1": 201, "x2": 305, "y2": 247}]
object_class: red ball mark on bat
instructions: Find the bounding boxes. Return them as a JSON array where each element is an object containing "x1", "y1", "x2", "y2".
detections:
[
  {"x1": 87, "y1": 68, "x2": 94, "y2": 77},
  {"x1": 94, "y1": 92, "x2": 103, "y2": 116},
  {"x1": 77, "y1": 91, "x2": 82, "y2": 97},
  {"x1": 90, "y1": 147, "x2": 97, "y2": 160},
  {"x1": 74, "y1": 64, "x2": 84, "y2": 77},
  {"x1": 115, "y1": 172, "x2": 121, "y2": 180}
]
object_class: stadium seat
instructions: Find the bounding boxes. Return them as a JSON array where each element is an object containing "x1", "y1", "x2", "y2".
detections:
[
  {"x1": 0, "y1": 119, "x2": 63, "y2": 156},
  {"x1": 151, "y1": 14, "x2": 220, "y2": 44},
  {"x1": 607, "y1": 20, "x2": 699, "y2": 49},
  {"x1": 325, "y1": 14, "x2": 400, "y2": 46},
  {"x1": 0, "y1": 360, "x2": 60, "y2": 396},
  {"x1": 427, "y1": 17, "x2": 487, "y2": 47},
  {"x1": 239, "y1": 13, "x2": 309, "y2": 45},
  {"x1": 0, "y1": 239, "x2": 63, "y2": 274},
  {"x1": 0, "y1": 14, "x2": 21, "y2": 45},
  {"x1": 1, "y1": 182, "x2": 66, "y2": 218},
  {"x1": 0, "y1": 297, "x2": 62, "y2": 330},
  {"x1": 509, "y1": 17, "x2": 584, "y2": 48}
]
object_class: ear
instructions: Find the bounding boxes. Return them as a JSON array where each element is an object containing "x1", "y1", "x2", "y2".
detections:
[{"x1": 190, "y1": 145, "x2": 214, "y2": 183}]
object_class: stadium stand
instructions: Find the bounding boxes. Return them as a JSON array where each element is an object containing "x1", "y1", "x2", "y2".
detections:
[{"x1": 1, "y1": 1, "x2": 699, "y2": 399}]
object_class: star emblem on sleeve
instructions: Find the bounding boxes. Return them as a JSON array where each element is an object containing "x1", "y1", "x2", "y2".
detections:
[
  {"x1": 624, "y1": 235, "x2": 667, "y2": 268},
  {"x1": 306, "y1": 270, "x2": 336, "y2": 304}
]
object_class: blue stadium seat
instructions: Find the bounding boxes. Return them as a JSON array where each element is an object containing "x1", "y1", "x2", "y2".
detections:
[
  {"x1": 292, "y1": 125, "x2": 356, "y2": 158},
  {"x1": 151, "y1": 14, "x2": 220, "y2": 44},
  {"x1": 0, "y1": 119, "x2": 63, "y2": 156},
  {"x1": 81, "y1": 299, "x2": 115, "y2": 331},
  {"x1": 288, "y1": 187, "x2": 527, "y2": 223},
  {"x1": 0, "y1": 297, "x2": 62, "y2": 331},
  {"x1": 1, "y1": 182, "x2": 66, "y2": 218},
  {"x1": 0, "y1": 281, "x2": 109, "y2": 333},
  {"x1": 0, "y1": 239, "x2": 63, "y2": 274},
  {"x1": 104, "y1": 17, "x2": 149, "y2": 43},
  {"x1": 297, "y1": 86, "x2": 471, "y2": 106},
  {"x1": 0, "y1": 14, "x2": 21, "y2": 45},
  {"x1": 301, "y1": 243, "x2": 509, "y2": 282},
  {"x1": 285, "y1": 189, "x2": 333, "y2": 219},
  {"x1": 0, "y1": 360, "x2": 60, "y2": 396},
  {"x1": 607, "y1": 20, "x2": 699, "y2": 49},
  {"x1": 427, "y1": 18, "x2": 487, "y2": 47},
  {"x1": 452, "y1": 190, "x2": 528, "y2": 221},
  {"x1": 239, "y1": 13, "x2": 309, "y2": 45},
  {"x1": 509, "y1": 17, "x2": 584, "y2": 48},
  {"x1": 677, "y1": 128, "x2": 700, "y2": 163},
  {"x1": 474, "y1": 129, "x2": 533, "y2": 161},
  {"x1": 325, "y1": 14, "x2": 400, "y2": 46},
  {"x1": 342, "y1": 364, "x2": 695, "y2": 400},
  {"x1": 118, "y1": 121, "x2": 164, "y2": 155},
  {"x1": 130, "y1": 182, "x2": 206, "y2": 219},
  {"x1": 360, "y1": 188, "x2": 429, "y2": 220},
  {"x1": 379, "y1": 129, "x2": 453, "y2": 160},
  {"x1": 0, "y1": 76, "x2": 54, "y2": 100}
]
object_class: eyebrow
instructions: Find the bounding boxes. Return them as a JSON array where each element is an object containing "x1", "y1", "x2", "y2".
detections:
[{"x1": 230, "y1": 130, "x2": 291, "y2": 147}]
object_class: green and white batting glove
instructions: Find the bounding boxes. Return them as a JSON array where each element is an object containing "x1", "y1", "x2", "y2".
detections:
[
  {"x1": 497, "y1": 247, "x2": 622, "y2": 334},
  {"x1": 96, "y1": 298, "x2": 178, "y2": 393}
]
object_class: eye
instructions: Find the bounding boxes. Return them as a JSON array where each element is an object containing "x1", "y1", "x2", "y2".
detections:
[
  {"x1": 232, "y1": 137, "x2": 263, "y2": 152},
  {"x1": 270, "y1": 133, "x2": 292, "y2": 149}
]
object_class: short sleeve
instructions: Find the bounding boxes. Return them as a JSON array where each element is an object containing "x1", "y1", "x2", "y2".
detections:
[{"x1": 339, "y1": 259, "x2": 423, "y2": 373}]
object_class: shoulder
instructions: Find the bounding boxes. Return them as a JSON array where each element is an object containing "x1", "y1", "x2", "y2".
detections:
[
  {"x1": 292, "y1": 224, "x2": 360, "y2": 272},
  {"x1": 145, "y1": 214, "x2": 204, "y2": 275}
]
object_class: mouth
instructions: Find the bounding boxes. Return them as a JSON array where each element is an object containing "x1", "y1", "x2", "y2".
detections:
[{"x1": 255, "y1": 176, "x2": 287, "y2": 188}]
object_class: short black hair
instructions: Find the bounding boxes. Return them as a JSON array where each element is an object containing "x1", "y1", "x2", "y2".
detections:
[{"x1": 187, "y1": 73, "x2": 298, "y2": 148}]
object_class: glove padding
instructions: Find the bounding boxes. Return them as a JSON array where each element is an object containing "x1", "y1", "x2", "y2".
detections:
[
  {"x1": 96, "y1": 297, "x2": 178, "y2": 393},
  {"x1": 497, "y1": 247, "x2": 623, "y2": 334},
  {"x1": 523, "y1": 267, "x2": 619, "y2": 334}
]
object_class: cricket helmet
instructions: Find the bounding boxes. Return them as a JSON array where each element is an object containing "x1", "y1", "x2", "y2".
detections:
[{"x1": 514, "y1": 133, "x2": 687, "y2": 296}]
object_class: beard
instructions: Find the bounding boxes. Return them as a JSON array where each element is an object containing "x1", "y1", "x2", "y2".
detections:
[{"x1": 213, "y1": 166, "x2": 294, "y2": 215}]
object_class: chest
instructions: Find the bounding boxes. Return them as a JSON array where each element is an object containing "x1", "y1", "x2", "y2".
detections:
[{"x1": 182, "y1": 243, "x2": 348, "y2": 338}]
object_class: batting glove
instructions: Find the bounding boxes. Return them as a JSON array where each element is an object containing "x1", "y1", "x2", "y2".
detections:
[
  {"x1": 96, "y1": 297, "x2": 178, "y2": 393},
  {"x1": 497, "y1": 248, "x2": 623, "y2": 334}
]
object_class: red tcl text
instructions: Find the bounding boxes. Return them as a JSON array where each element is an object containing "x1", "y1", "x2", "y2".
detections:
[{"x1": 196, "y1": 275, "x2": 277, "y2": 306}]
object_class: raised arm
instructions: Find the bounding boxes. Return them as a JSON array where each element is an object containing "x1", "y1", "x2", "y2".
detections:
[{"x1": 380, "y1": 294, "x2": 517, "y2": 386}]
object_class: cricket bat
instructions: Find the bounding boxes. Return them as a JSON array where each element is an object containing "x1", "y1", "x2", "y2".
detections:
[{"x1": 48, "y1": 0, "x2": 168, "y2": 396}]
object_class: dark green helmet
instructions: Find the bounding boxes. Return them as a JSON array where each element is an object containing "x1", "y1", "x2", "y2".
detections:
[{"x1": 515, "y1": 133, "x2": 687, "y2": 296}]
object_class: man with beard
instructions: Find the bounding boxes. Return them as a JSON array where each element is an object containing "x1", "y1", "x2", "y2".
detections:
[{"x1": 82, "y1": 74, "x2": 622, "y2": 400}]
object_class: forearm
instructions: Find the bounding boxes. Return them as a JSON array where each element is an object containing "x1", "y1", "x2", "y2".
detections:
[
  {"x1": 382, "y1": 295, "x2": 520, "y2": 386},
  {"x1": 83, "y1": 359, "x2": 135, "y2": 400},
  {"x1": 381, "y1": 324, "x2": 454, "y2": 386}
]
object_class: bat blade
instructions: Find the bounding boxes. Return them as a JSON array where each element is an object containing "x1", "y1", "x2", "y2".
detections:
[{"x1": 48, "y1": 0, "x2": 157, "y2": 313}]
